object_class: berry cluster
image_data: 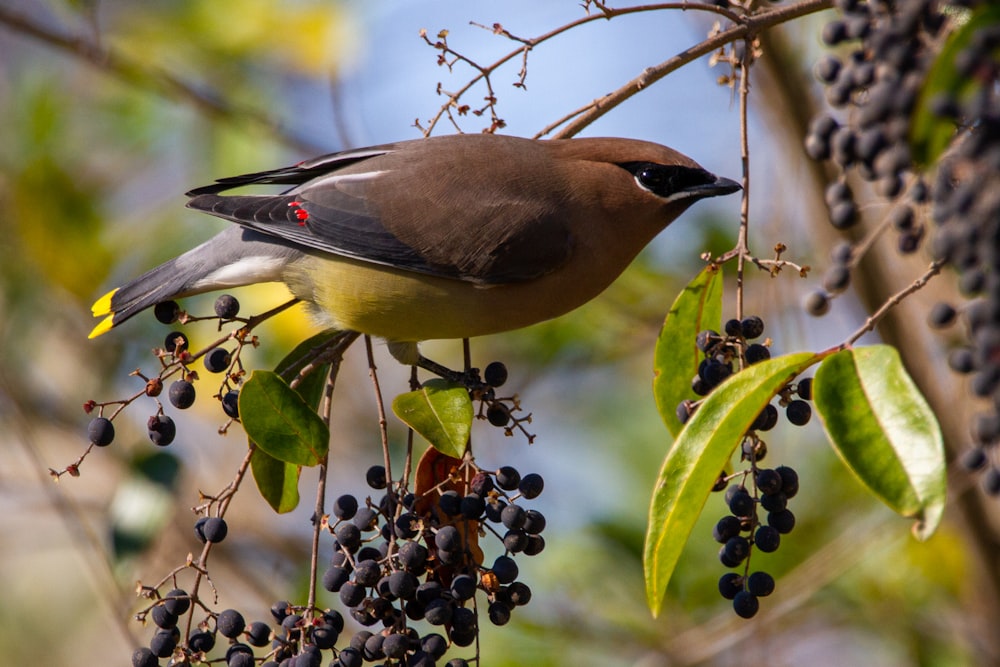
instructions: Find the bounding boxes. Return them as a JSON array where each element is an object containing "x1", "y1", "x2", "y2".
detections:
[
  {"x1": 713, "y1": 465, "x2": 799, "y2": 618},
  {"x1": 673, "y1": 314, "x2": 813, "y2": 616},
  {"x1": 803, "y1": 0, "x2": 949, "y2": 314},
  {"x1": 675, "y1": 315, "x2": 771, "y2": 425},
  {"x1": 807, "y1": 1, "x2": 1000, "y2": 495},
  {"x1": 320, "y1": 460, "x2": 544, "y2": 665},
  {"x1": 75, "y1": 295, "x2": 249, "y2": 468},
  {"x1": 677, "y1": 314, "x2": 813, "y2": 432},
  {"x1": 132, "y1": 459, "x2": 544, "y2": 666}
]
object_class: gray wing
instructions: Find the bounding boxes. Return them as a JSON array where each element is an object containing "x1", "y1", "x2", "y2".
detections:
[{"x1": 185, "y1": 138, "x2": 573, "y2": 284}]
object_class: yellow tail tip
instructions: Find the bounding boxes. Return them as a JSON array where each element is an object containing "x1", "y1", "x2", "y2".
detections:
[
  {"x1": 89, "y1": 315, "x2": 116, "y2": 339},
  {"x1": 91, "y1": 288, "x2": 118, "y2": 317}
]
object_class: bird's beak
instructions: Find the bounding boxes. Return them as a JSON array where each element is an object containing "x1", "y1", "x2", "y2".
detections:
[{"x1": 695, "y1": 176, "x2": 742, "y2": 199}]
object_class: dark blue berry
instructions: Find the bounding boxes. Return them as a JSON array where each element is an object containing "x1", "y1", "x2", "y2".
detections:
[
  {"x1": 495, "y1": 466, "x2": 521, "y2": 490},
  {"x1": 88, "y1": 417, "x2": 115, "y2": 447},
  {"x1": 518, "y1": 473, "x2": 544, "y2": 499},
  {"x1": 154, "y1": 301, "x2": 180, "y2": 325},
  {"x1": 214, "y1": 294, "x2": 240, "y2": 319},
  {"x1": 718, "y1": 572, "x2": 743, "y2": 600},
  {"x1": 728, "y1": 488, "x2": 755, "y2": 518},
  {"x1": 747, "y1": 571, "x2": 775, "y2": 597},
  {"x1": 756, "y1": 468, "x2": 783, "y2": 495},
  {"x1": 435, "y1": 525, "x2": 461, "y2": 552},
  {"x1": 222, "y1": 390, "x2": 239, "y2": 419},
  {"x1": 713, "y1": 515, "x2": 742, "y2": 543},
  {"x1": 365, "y1": 465, "x2": 387, "y2": 490},
  {"x1": 450, "y1": 574, "x2": 477, "y2": 601},
  {"x1": 333, "y1": 494, "x2": 358, "y2": 520},
  {"x1": 492, "y1": 555, "x2": 519, "y2": 584},
  {"x1": 163, "y1": 589, "x2": 189, "y2": 615},
  {"x1": 204, "y1": 347, "x2": 231, "y2": 373},
  {"x1": 487, "y1": 403, "x2": 511, "y2": 426},
  {"x1": 484, "y1": 361, "x2": 508, "y2": 387},
  {"x1": 775, "y1": 466, "x2": 799, "y2": 498},
  {"x1": 733, "y1": 590, "x2": 759, "y2": 618},
  {"x1": 217, "y1": 608, "x2": 245, "y2": 638},
  {"x1": 741, "y1": 315, "x2": 764, "y2": 339},
  {"x1": 460, "y1": 493, "x2": 486, "y2": 519},
  {"x1": 168, "y1": 380, "x2": 196, "y2": 409},
  {"x1": 723, "y1": 536, "x2": 751, "y2": 565},
  {"x1": 786, "y1": 399, "x2": 812, "y2": 426},
  {"x1": 202, "y1": 517, "x2": 228, "y2": 543},
  {"x1": 768, "y1": 509, "x2": 796, "y2": 534},
  {"x1": 147, "y1": 414, "x2": 176, "y2": 446},
  {"x1": 745, "y1": 343, "x2": 771, "y2": 365},
  {"x1": 754, "y1": 525, "x2": 781, "y2": 553}
]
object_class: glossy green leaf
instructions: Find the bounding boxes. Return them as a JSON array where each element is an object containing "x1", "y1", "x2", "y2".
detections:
[
  {"x1": 247, "y1": 334, "x2": 346, "y2": 514},
  {"x1": 653, "y1": 266, "x2": 723, "y2": 437},
  {"x1": 240, "y1": 370, "x2": 329, "y2": 467},
  {"x1": 392, "y1": 379, "x2": 472, "y2": 459},
  {"x1": 813, "y1": 346, "x2": 945, "y2": 540},
  {"x1": 910, "y1": 5, "x2": 998, "y2": 167},
  {"x1": 249, "y1": 447, "x2": 300, "y2": 514},
  {"x1": 644, "y1": 351, "x2": 822, "y2": 616}
]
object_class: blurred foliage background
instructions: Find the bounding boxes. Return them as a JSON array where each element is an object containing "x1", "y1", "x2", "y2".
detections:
[{"x1": 1, "y1": 1, "x2": 997, "y2": 665}]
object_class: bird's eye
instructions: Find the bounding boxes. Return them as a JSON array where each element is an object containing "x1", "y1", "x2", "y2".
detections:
[{"x1": 638, "y1": 166, "x2": 670, "y2": 189}]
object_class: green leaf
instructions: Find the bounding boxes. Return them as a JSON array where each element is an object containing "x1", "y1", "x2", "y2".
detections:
[
  {"x1": 249, "y1": 447, "x2": 301, "y2": 513},
  {"x1": 392, "y1": 379, "x2": 472, "y2": 459},
  {"x1": 644, "y1": 351, "x2": 822, "y2": 616},
  {"x1": 813, "y1": 346, "x2": 945, "y2": 541},
  {"x1": 240, "y1": 370, "x2": 329, "y2": 467},
  {"x1": 910, "y1": 5, "x2": 998, "y2": 167},
  {"x1": 653, "y1": 266, "x2": 723, "y2": 437}
]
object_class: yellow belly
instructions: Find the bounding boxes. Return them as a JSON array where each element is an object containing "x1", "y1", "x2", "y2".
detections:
[{"x1": 282, "y1": 253, "x2": 602, "y2": 342}]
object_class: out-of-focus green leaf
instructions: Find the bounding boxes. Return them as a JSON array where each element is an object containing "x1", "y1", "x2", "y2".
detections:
[
  {"x1": 392, "y1": 380, "x2": 472, "y2": 459},
  {"x1": 240, "y1": 370, "x2": 329, "y2": 467},
  {"x1": 249, "y1": 446, "x2": 301, "y2": 514},
  {"x1": 911, "y1": 5, "x2": 998, "y2": 167},
  {"x1": 653, "y1": 266, "x2": 723, "y2": 437},
  {"x1": 645, "y1": 352, "x2": 822, "y2": 616},
  {"x1": 813, "y1": 346, "x2": 946, "y2": 540}
]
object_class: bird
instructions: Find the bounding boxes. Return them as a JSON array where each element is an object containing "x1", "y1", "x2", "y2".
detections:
[{"x1": 90, "y1": 133, "x2": 739, "y2": 373}]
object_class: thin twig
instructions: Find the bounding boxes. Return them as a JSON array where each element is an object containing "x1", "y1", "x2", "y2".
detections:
[
  {"x1": 308, "y1": 362, "x2": 340, "y2": 613},
  {"x1": 735, "y1": 38, "x2": 753, "y2": 326},
  {"x1": 550, "y1": 0, "x2": 834, "y2": 139},
  {"x1": 843, "y1": 261, "x2": 944, "y2": 348},
  {"x1": 419, "y1": 2, "x2": 743, "y2": 135}
]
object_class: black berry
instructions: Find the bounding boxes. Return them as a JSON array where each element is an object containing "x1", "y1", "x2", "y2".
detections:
[
  {"x1": 147, "y1": 414, "x2": 176, "y2": 446},
  {"x1": 484, "y1": 361, "x2": 508, "y2": 387},
  {"x1": 154, "y1": 301, "x2": 180, "y2": 325},
  {"x1": 204, "y1": 347, "x2": 231, "y2": 373},
  {"x1": 168, "y1": 379, "x2": 196, "y2": 409},
  {"x1": 214, "y1": 294, "x2": 240, "y2": 319},
  {"x1": 88, "y1": 417, "x2": 115, "y2": 447}
]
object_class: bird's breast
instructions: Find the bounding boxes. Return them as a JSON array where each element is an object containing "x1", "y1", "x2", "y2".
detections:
[{"x1": 282, "y1": 251, "x2": 628, "y2": 342}]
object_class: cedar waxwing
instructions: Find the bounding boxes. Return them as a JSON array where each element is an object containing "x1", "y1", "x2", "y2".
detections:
[{"x1": 90, "y1": 134, "x2": 739, "y2": 368}]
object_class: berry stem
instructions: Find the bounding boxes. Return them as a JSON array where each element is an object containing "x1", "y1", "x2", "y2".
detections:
[
  {"x1": 307, "y1": 362, "x2": 339, "y2": 614},
  {"x1": 842, "y1": 261, "x2": 943, "y2": 348}
]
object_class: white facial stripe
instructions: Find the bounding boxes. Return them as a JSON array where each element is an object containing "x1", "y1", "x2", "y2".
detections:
[{"x1": 192, "y1": 256, "x2": 289, "y2": 288}]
